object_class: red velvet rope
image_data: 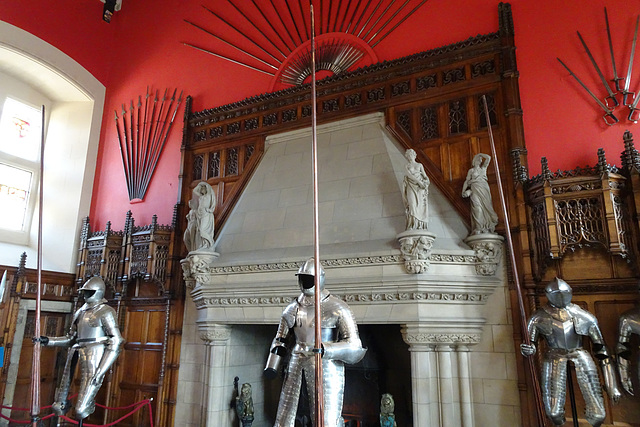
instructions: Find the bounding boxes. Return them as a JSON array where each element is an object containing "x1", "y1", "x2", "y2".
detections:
[
  {"x1": 0, "y1": 397, "x2": 153, "y2": 426},
  {"x1": 0, "y1": 394, "x2": 78, "y2": 411},
  {"x1": 58, "y1": 400, "x2": 151, "y2": 427}
]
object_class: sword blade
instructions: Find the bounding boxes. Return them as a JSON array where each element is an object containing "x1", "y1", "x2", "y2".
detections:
[
  {"x1": 226, "y1": 0, "x2": 288, "y2": 59},
  {"x1": 577, "y1": 31, "x2": 618, "y2": 108},
  {"x1": 202, "y1": 5, "x2": 282, "y2": 65},
  {"x1": 558, "y1": 57, "x2": 619, "y2": 125},
  {"x1": 605, "y1": 7, "x2": 623, "y2": 91},
  {"x1": 183, "y1": 42, "x2": 275, "y2": 76},
  {"x1": 184, "y1": 20, "x2": 278, "y2": 71},
  {"x1": 628, "y1": 81, "x2": 640, "y2": 122},
  {"x1": 622, "y1": 15, "x2": 640, "y2": 105}
]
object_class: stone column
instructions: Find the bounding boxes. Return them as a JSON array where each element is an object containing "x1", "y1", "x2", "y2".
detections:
[
  {"x1": 199, "y1": 323, "x2": 232, "y2": 426},
  {"x1": 402, "y1": 324, "x2": 479, "y2": 427},
  {"x1": 456, "y1": 345, "x2": 474, "y2": 427}
]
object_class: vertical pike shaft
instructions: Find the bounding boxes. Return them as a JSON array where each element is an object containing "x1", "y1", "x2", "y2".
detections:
[
  {"x1": 310, "y1": 6, "x2": 324, "y2": 427},
  {"x1": 481, "y1": 95, "x2": 547, "y2": 427}
]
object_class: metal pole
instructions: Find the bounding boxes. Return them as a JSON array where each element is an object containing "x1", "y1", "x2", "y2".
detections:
[
  {"x1": 566, "y1": 365, "x2": 579, "y2": 427},
  {"x1": 30, "y1": 105, "x2": 45, "y2": 426},
  {"x1": 310, "y1": 5, "x2": 324, "y2": 427},
  {"x1": 481, "y1": 95, "x2": 547, "y2": 426}
]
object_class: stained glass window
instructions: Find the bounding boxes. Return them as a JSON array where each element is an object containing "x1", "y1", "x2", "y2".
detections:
[
  {"x1": 0, "y1": 98, "x2": 42, "y2": 161},
  {"x1": 0, "y1": 163, "x2": 32, "y2": 231}
]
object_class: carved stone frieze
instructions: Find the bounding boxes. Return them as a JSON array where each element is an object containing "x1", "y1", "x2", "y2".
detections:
[
  {"x1": 402, "y1": 332, "x2": 481, "y2": 345},
  {"x1": 192, "y1": 290, "x2": 489, "y2": 309},
  {"x1": 188, "y1": 252, "x2": 476, "y2": 278}
]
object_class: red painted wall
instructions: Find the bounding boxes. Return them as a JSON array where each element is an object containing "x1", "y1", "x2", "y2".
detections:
[{"x1": 3, "y1": 0, "x2": 640, "y2": 228}]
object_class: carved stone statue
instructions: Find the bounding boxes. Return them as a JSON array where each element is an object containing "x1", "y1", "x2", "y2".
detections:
[
  {"x1": 264, "y1": 258, "x2": 366, "y2": 427},
  {"x1": 402, "y1": 148, "x2": 429, "y2": 230},
  {"x1": 235, "y1": 382, "x2": 255, "y2": 427},
  {"x1": 183, "y1": 198, "x2": 197, "y2": 252},
  {"x1": 184, "y1": 181, "x2": 216, "y2": 252},
  {"x1": 616, "y1": 306, "x2": 640, "y2": 395},
  {"x1": 520, "y1": 278, "x2": 621, "y2": 427},
  {"x1": 39, "y1": 277, "x2": 124, "y2": 421},
  {"x1": 461, "y1": 153, "x2": 498, "y2": 235},
  {"x1": 379, "y1": 393, "x2": 397, "y2": 427}
]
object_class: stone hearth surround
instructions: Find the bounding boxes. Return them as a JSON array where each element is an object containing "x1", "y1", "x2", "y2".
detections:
[{"x1": 174, "y1": 113, "x2": 521, "y2": 427}]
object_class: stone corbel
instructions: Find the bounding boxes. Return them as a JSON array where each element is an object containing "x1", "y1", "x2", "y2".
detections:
[
  {"x1": 181, "y1": 251, "x2": 220, "y2": 288},
  {"x1": 397, "y1": 230, "x2": 437, "y2": 274},
  {"x1": 198, "y1": 323, "x2": 232, "y2": 345},
  {"x1": 464, "y1": 233, "x2": 504, "y2": 276}
]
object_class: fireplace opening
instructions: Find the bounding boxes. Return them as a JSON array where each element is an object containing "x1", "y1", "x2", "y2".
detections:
[{"x1": 262, "y1": 324, "x2": 411, "y2": 426}]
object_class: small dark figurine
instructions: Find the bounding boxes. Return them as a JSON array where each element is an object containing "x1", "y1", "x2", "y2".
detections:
[
  {"x1": 379, "y1": 393, "x2": 397, "y2": 427},
  {"x1": 234, "y1": 380, "x2": 254, "y2": 427}
]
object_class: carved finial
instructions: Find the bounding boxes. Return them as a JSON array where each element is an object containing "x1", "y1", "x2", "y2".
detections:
[
  {"x1": 80, "y1": 217, "x2": 90, "y2": 245},
  {"x1": 510, "y1": 147, "x2": 529, "y2": 183},
  {"x1": 124, "y1": 210, "x2": 133, "y2": 235},
  {"x1": 151, "y1": 214, "x2": 158, "y2": 231},
  {"x1": 622, "y1": 130, "x2": 640, "y2": 171},
  {"x1": 12, "y1": 252, "x2": 27, "y2": 291},
  {"x1": 499, "y1": 3, "x2": 514, "y2": 37},
  {"x1": 172, "y1": 204, "x2": 179, "y2": 229},
  {"x1": 105, "y1": 221, "x2": 112, "y2": 235},
  {"x1": 597, "y1": 148, "x2": 609, "y2": 174},
  {"x1": 541, "y1": 157, "x2": 551, "y2": 181},
  {"x1": 183, "y1": 96, "x2": 193, "y2": 149},
  {"x1": 18, "y1": 252, "x2": 26, "y2": 273}
]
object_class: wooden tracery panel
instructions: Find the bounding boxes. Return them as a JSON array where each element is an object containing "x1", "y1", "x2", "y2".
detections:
[{"x1": 76, "y1": 212, "x2": 183, "y2": 427}]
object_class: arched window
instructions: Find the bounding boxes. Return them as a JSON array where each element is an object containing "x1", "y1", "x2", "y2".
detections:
[
  {"x1": 0, "y1": 86, "x2": 50, "y2": 241},
  {"x1": 0, "y1": 21, "x2": 105, "y2": 273}
]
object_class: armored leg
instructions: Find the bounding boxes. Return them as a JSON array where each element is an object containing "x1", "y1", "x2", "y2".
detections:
[
  {"x1": 52, "y1": 348, "x2": 77, "y2": 415},
  {"x1": 303, "y1": 359, "x2": 345, "y2": 427},
  {"x1": 274, "y1": 354, "x2": 305, "y2": 427},
  {"x1": 322, "y1": 360, "x2": 345, "y2": 427},
  {"x1": 573, "y1": 352, "x2": 605, "y2": 427},
  {"x1": 541, "y1": 352, "x2": 568, "y2": 426},
  {"x1": 75, "y1": 345, "x2": 105, "y2": 419}
]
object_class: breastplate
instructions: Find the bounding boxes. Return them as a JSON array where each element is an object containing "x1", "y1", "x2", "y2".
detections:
[
  {"x1": 293, "y1": 304, "x2": 337, "y2": 345},
  {"x1": 544, "y1": 317, "x2": 582, "y2": 350},
  {"x1": 76, "y1": 306, "x2": 108, "y2": 341}
]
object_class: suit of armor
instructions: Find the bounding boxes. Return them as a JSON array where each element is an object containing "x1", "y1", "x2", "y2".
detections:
[
  {"x1": 521, "y1": 278, "x2": 621, "y2": 427},
  {"x1": 265, "y1": 258, "x2": 366, "y2": 427},
  {"x1": 42, "y1": 277, "x2": 124, "y2": 420},
  {"x1": 617, "y1": 307, "x2": 640, "y2": 395}
]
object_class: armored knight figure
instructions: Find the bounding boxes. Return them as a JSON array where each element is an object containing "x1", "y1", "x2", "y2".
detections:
[
  {"x1": 40, "y1": 277, "x2": 124, "y2": 420},
  {"x1": 520, "y1": 278, "x2": 621, "y2": 427},
  {"x1": 264, "y1": 258, "x2": 366, "y2": 427},
  {"x1": 616, "y1": 306, "x2": 640, "y2": 395}
]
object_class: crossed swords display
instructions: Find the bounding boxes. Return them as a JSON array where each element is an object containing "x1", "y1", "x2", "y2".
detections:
[{"x1": 558, "y1": 9, "x2": 640, "y2": 126}]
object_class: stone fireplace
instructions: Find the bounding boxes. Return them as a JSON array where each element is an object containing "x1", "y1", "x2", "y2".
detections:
[{"x1": 175, "y1": 113, "x2": 521, "y2": 427}]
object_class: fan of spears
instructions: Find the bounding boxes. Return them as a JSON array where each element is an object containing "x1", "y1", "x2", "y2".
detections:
[
  {"x1": 114, "y1": 87, "x2": 183, "y2": 201},
  {"x1": 558, "y1": 9, "x2": 640, "y2": 126}
]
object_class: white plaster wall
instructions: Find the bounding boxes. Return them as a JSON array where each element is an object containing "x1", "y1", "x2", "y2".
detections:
[
  {"x1": 174, "y1": 300, "x2": 205, "y2": 427},
  {"x1": 470, "y1": 263, "x2": 522, "y2": 426}
]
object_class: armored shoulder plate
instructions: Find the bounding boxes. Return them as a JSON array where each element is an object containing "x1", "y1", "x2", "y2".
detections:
[{"x1": 282, "y1": 301, "x2": 298, "y2": 329}]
